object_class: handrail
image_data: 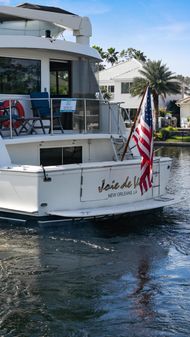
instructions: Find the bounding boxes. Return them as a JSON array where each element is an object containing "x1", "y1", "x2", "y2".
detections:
[
  {"x1": 9, "y1": 99, "x2": 13, "y2": 138},
  {"x1": 105, "y1": 100, "x2": 124, "y2": 136},
  {"x1": 0, "y1": 96, "x2": 124, "y2": 138},
  {"x1": 50, "y1": 98, "x2": 53, "y2": 135}
]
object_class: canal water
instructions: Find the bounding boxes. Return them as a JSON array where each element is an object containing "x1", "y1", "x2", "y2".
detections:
[{"x1": 0, "y1": 147, "x2": 190, "y2": 337}]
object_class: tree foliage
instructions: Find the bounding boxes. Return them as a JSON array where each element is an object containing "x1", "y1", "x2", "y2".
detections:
[
  {"x1": 92, "y1": 45, "x2": 119, "y2": 68},
  {"x1": 92, "y1": 45, "x2": 146, "y2": 69},
  {"x1": 92, "y1": 45, "x2": 106, "y2": 70},
  {"x1": 119, "y1": 48, "x2": 147, "y2": 62},
  {"x1": 92, "y1": 45, "x2": 106, "y2": 59},
  {"x1": 176, "y1": 74, "x2": 190, "y2": 95}
]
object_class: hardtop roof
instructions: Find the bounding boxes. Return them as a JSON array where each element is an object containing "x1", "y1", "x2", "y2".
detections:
[
  {"x1": 17, "y1": 3, "x2": 76, "y2": 16},
  {"x1": 0, "y1": 3, "x2": 77, "y2": 22}
]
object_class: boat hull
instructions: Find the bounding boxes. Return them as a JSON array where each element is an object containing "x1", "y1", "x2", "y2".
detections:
[
  {"x1": 0, "y1": 157, "x2": 174, "y2": 220},
  {"x1": 0, "y1": 193, "x2": 185, "y2": 225}
]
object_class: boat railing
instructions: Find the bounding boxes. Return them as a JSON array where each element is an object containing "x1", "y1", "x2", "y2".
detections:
[{"x1": 0, "y1": 96, "x2": 125, "y2": 138}]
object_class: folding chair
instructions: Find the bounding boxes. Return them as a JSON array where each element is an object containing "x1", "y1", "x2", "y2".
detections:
[
  {"x1": 30, "y1": 92, "x2": 64, "y2": 133},
  {"x1": 0, "y1": 115, "x2": 19, "y2": 136}
]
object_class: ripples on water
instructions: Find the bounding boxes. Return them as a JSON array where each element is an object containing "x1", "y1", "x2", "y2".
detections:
[{"x1": 0, "y1": 147, "x2": 190, "y2": 337}]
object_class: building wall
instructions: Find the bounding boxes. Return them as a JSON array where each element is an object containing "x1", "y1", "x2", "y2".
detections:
[
  {"x1": 180, "y1": 105, "x2": 190, "y2": 118},
  {"x1": 114, "y1": 80, "x2": 140, "y2": 109}
]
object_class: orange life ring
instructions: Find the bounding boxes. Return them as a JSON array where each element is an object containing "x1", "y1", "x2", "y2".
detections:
[{"x1": 0, "y1": 100, "x2": 25, "y2": 128}]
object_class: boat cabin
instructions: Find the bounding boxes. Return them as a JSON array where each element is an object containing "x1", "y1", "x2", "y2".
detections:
[
  {"x1": 0, "y1": 3, "x2": 104, "y2": 133},
  {"x1": 0, "y1": 3, "x2": 131, "y2": 168}
]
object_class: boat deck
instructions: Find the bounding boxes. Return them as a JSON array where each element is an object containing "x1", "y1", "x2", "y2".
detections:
[
  {"x1": 3, "y1": 132, "x2": 124, "y2": 144},
  {"x1": 49, "y1": 194, "x2": 184, "y2": 218}
]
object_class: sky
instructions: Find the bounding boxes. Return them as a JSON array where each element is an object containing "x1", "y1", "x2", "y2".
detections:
[{"x1": 1, "y1": 0, "x2": 190, "y2": 76}]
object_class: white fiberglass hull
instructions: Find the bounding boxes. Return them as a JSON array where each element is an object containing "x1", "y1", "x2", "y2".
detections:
[{"x1": 0, "y1": 157, "x2": 176, "y2": 220}]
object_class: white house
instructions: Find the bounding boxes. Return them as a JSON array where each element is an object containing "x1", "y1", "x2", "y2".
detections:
[
  {"x1": 176, "y1": 96, "x2": 190, "y2": 127},
  {"x1": 99, "y1": 58, "x2": 182, "y2": 121}
]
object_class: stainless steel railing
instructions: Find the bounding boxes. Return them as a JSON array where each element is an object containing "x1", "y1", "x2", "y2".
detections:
[{"x1": 0, "y1": 96, "x2": 124, "y2": 138}]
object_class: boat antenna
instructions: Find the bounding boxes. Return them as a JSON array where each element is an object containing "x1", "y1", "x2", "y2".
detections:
[{"x1": 121, "y1": 85, "x2": 149, "y2": 161}]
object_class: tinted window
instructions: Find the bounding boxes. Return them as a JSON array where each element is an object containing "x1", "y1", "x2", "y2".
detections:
[
  {"x1": 40, "y1": 148, "x2": 62, "y2": 166},
  {"x1": 63, "y1": 146, "x2": 82, "y2": 164},
  {"x1": 0, "y1": 57, "x2": 41, "y2": 94},
  {"x1": 40, "y1": 146, "x2": 82, "y2": 166}
]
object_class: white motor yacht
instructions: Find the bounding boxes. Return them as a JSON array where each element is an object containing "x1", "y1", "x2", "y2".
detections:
[{"x1": 0, "y1": 3, "x2": 182, "y2": 222}]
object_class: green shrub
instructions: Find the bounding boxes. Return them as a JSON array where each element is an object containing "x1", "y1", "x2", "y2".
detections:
[
  {"x1": 158, "y1": 127, "x2": 177, "y2": 140},
  {"x1": 154, "y1": 131, "x2": 162, "y2": 140},
  {"x1": 161, "y1": 129, "x2": 170, "y2": 140},
  {"x1": 165, "y1": 126, "x2": 177, "y2": 132}
]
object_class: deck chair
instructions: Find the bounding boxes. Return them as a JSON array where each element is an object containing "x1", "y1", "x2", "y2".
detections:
[{"x1": 30, "y1": 92, "x2": 64, "y2": 133}]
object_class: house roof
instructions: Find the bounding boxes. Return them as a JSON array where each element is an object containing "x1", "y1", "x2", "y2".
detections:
[
  {"x1": 99, "y1": 58, "x2": 143, "y2": 81},
  {"x1": 176, "y1": 96, "x2": 190, "y2": 106}
]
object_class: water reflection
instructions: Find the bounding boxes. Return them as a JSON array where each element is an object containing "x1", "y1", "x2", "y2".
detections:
[
  {"x1": 0, "y1": 217, "x2": 170, "y2": 336},
  {"x1": 156, "y1": 146, "x2": 190, "y2": 193},
  {"x1": 134, "y1": 258, "x2": 153, "y2": 318}
]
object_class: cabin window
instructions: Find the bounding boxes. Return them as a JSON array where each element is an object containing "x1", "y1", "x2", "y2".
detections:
[
  {"x1": 50, "y1": 61, "x2": 71, "y2": 96},
  {"x1": 0, "y1": 57, "x2": 41, "y2": 94},
  {"x1": 62, "y1": 146, "x2": 82, "y2": 164},
  {"x1": 40, "y1": 146, "x2": 82, "y2": 166},
  {"x1": 40, "y1": 148, "x2": 62, "y2": 166}
]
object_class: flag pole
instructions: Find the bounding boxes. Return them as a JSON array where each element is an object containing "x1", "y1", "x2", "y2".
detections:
[{"x1": 121, "y1": 85, "x2": 148, "y2": 161}]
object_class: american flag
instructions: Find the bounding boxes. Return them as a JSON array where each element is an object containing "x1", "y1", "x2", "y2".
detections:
[{"x1": 132, "y1": 87, "x2": 153, "y2": 195}]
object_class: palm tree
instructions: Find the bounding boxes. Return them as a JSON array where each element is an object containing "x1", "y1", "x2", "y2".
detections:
[
  {"x1": 92, "y1": 46, "x2": 119, "y2": 68},
  {"x1": 176, "y1": 74, "x2": 190, "y2": 96},
  {"x1": 119, "y1": 48, "x2": 147, "y2": 62},
  {"x1": 92, "y1": 45, "x2": 106, "y2": 70},
  {"x1": 105, "y1": 47, "x2": 119, "y2": 66},
  {"x1": 92, "y1": 45, "x2": 106, "y2": 59},
  {"x1": 130, "y1": 60, "x2": 181, "y2": 130}
]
